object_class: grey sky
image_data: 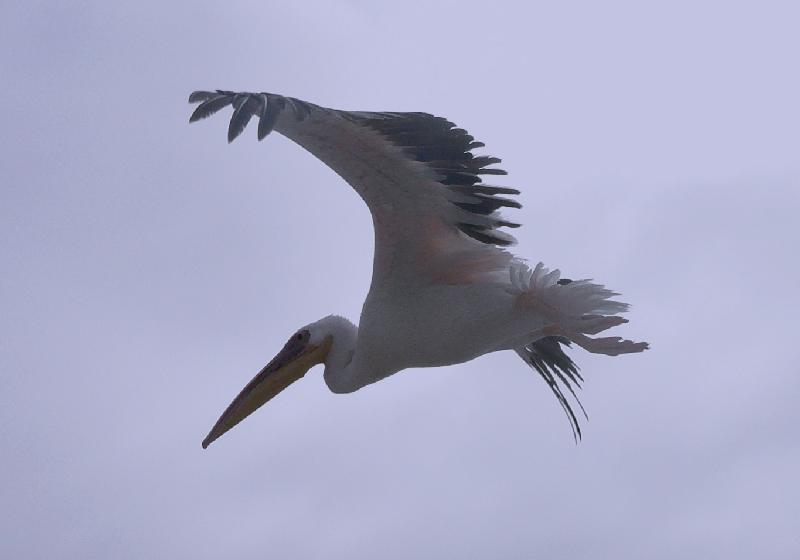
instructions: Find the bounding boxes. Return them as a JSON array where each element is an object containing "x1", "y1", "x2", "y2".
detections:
[{"x1": 2, "y1": 1, "x2": 799, "y2": 558}]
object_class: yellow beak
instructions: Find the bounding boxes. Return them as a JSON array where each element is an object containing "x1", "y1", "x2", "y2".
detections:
[{"x1": 202, "y1": 334, "x2": 332, "y2": 448}]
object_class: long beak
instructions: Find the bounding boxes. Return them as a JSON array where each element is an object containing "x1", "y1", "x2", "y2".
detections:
[{"x1": 202, "y1": 334, "x2": 332, "y2": 449}]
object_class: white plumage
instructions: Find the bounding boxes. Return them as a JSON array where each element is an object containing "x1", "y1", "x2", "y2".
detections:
[{"x1": 189, "y1": 90, "x2": 648, "y2": 448}]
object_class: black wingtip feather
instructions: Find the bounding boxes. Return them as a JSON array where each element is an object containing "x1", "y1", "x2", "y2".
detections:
[
  {"x1": 188, "y1": 90, "x2": 217, "y2": 104},
  {"x1": 227, "y1": 95, "x2": 258, "y2": 143},
  {"x1": 189, "y1": 94, "x2": 234, "y2": 123},
  {"x1": 257, "y1": 94, "x2": 284, "y2": 140}
]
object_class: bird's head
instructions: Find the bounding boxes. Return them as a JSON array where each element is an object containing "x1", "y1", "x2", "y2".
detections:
[
  {"x1": 201, "y1": 315, "x2": 356, "y2": 449},
  {"x1": 201, "y1": 325, "x2": 332, "y2": 449}
]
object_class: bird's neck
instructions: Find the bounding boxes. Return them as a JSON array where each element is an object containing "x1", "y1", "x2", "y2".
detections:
[
  {"x1": 314, "y1": 314, "x2": 391, "y2": 394},
  {"x1": 317, "y1": 315, "x2": 362, "y2": 394}
]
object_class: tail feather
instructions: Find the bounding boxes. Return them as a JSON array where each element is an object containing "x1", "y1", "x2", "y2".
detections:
[
  {"x1": 512, "y1": 261, "x2": 649, "y2": 356},
  {"x1": 519, "y1": 261, "x2": 630, "y2": 318}
]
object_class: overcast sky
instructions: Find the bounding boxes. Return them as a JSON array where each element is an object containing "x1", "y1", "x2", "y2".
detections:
[{"x1": 2, "y1": 1, "x2": 799, "y2": 558}]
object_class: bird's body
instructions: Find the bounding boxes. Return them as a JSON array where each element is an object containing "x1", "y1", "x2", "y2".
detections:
[
  {"x1": 190, "y1": 90, "x2": 648, "y2": 447},
  {"x1": 328, "y1": 282, "x2": 519, "y2": 389}
]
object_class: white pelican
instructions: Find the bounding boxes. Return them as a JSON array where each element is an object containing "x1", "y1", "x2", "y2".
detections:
[{"x1": 189, "y1": 90, "x2": 648, "y2": 448}]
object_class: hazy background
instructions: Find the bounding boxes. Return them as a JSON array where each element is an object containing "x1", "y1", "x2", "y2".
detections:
[{"x1": 2, "y1": 1, "x2": 798, "y2": 558}]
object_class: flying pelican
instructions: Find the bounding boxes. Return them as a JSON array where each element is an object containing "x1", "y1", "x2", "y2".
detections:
[{"x1": 190, "y1": 89, "x2": 648, "y2": 448}]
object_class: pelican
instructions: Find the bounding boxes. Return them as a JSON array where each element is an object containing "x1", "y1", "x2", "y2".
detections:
[{"x1": 190, "y1": 89, "x2": 648, "y2": 448}]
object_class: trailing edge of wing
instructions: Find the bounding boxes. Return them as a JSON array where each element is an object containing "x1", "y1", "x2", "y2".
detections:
[{"x1": 188, "y1": 90, "x2": 521, "y2": 247}]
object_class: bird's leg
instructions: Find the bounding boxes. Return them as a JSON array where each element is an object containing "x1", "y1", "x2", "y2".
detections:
[
  {"x1": 565, "y1": 332, "x2": 650, "y2": 356},
  {"x1": 528, "y1": 316, "x2": 647, "y2": 356},
  {"x1": 534, "y1": 315, "x2": 624, "y2": 338}
]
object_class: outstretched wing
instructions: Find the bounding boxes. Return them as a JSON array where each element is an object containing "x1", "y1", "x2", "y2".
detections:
[{"x1": 188, "y1": 90, "x2": 522, "y2": 288}]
